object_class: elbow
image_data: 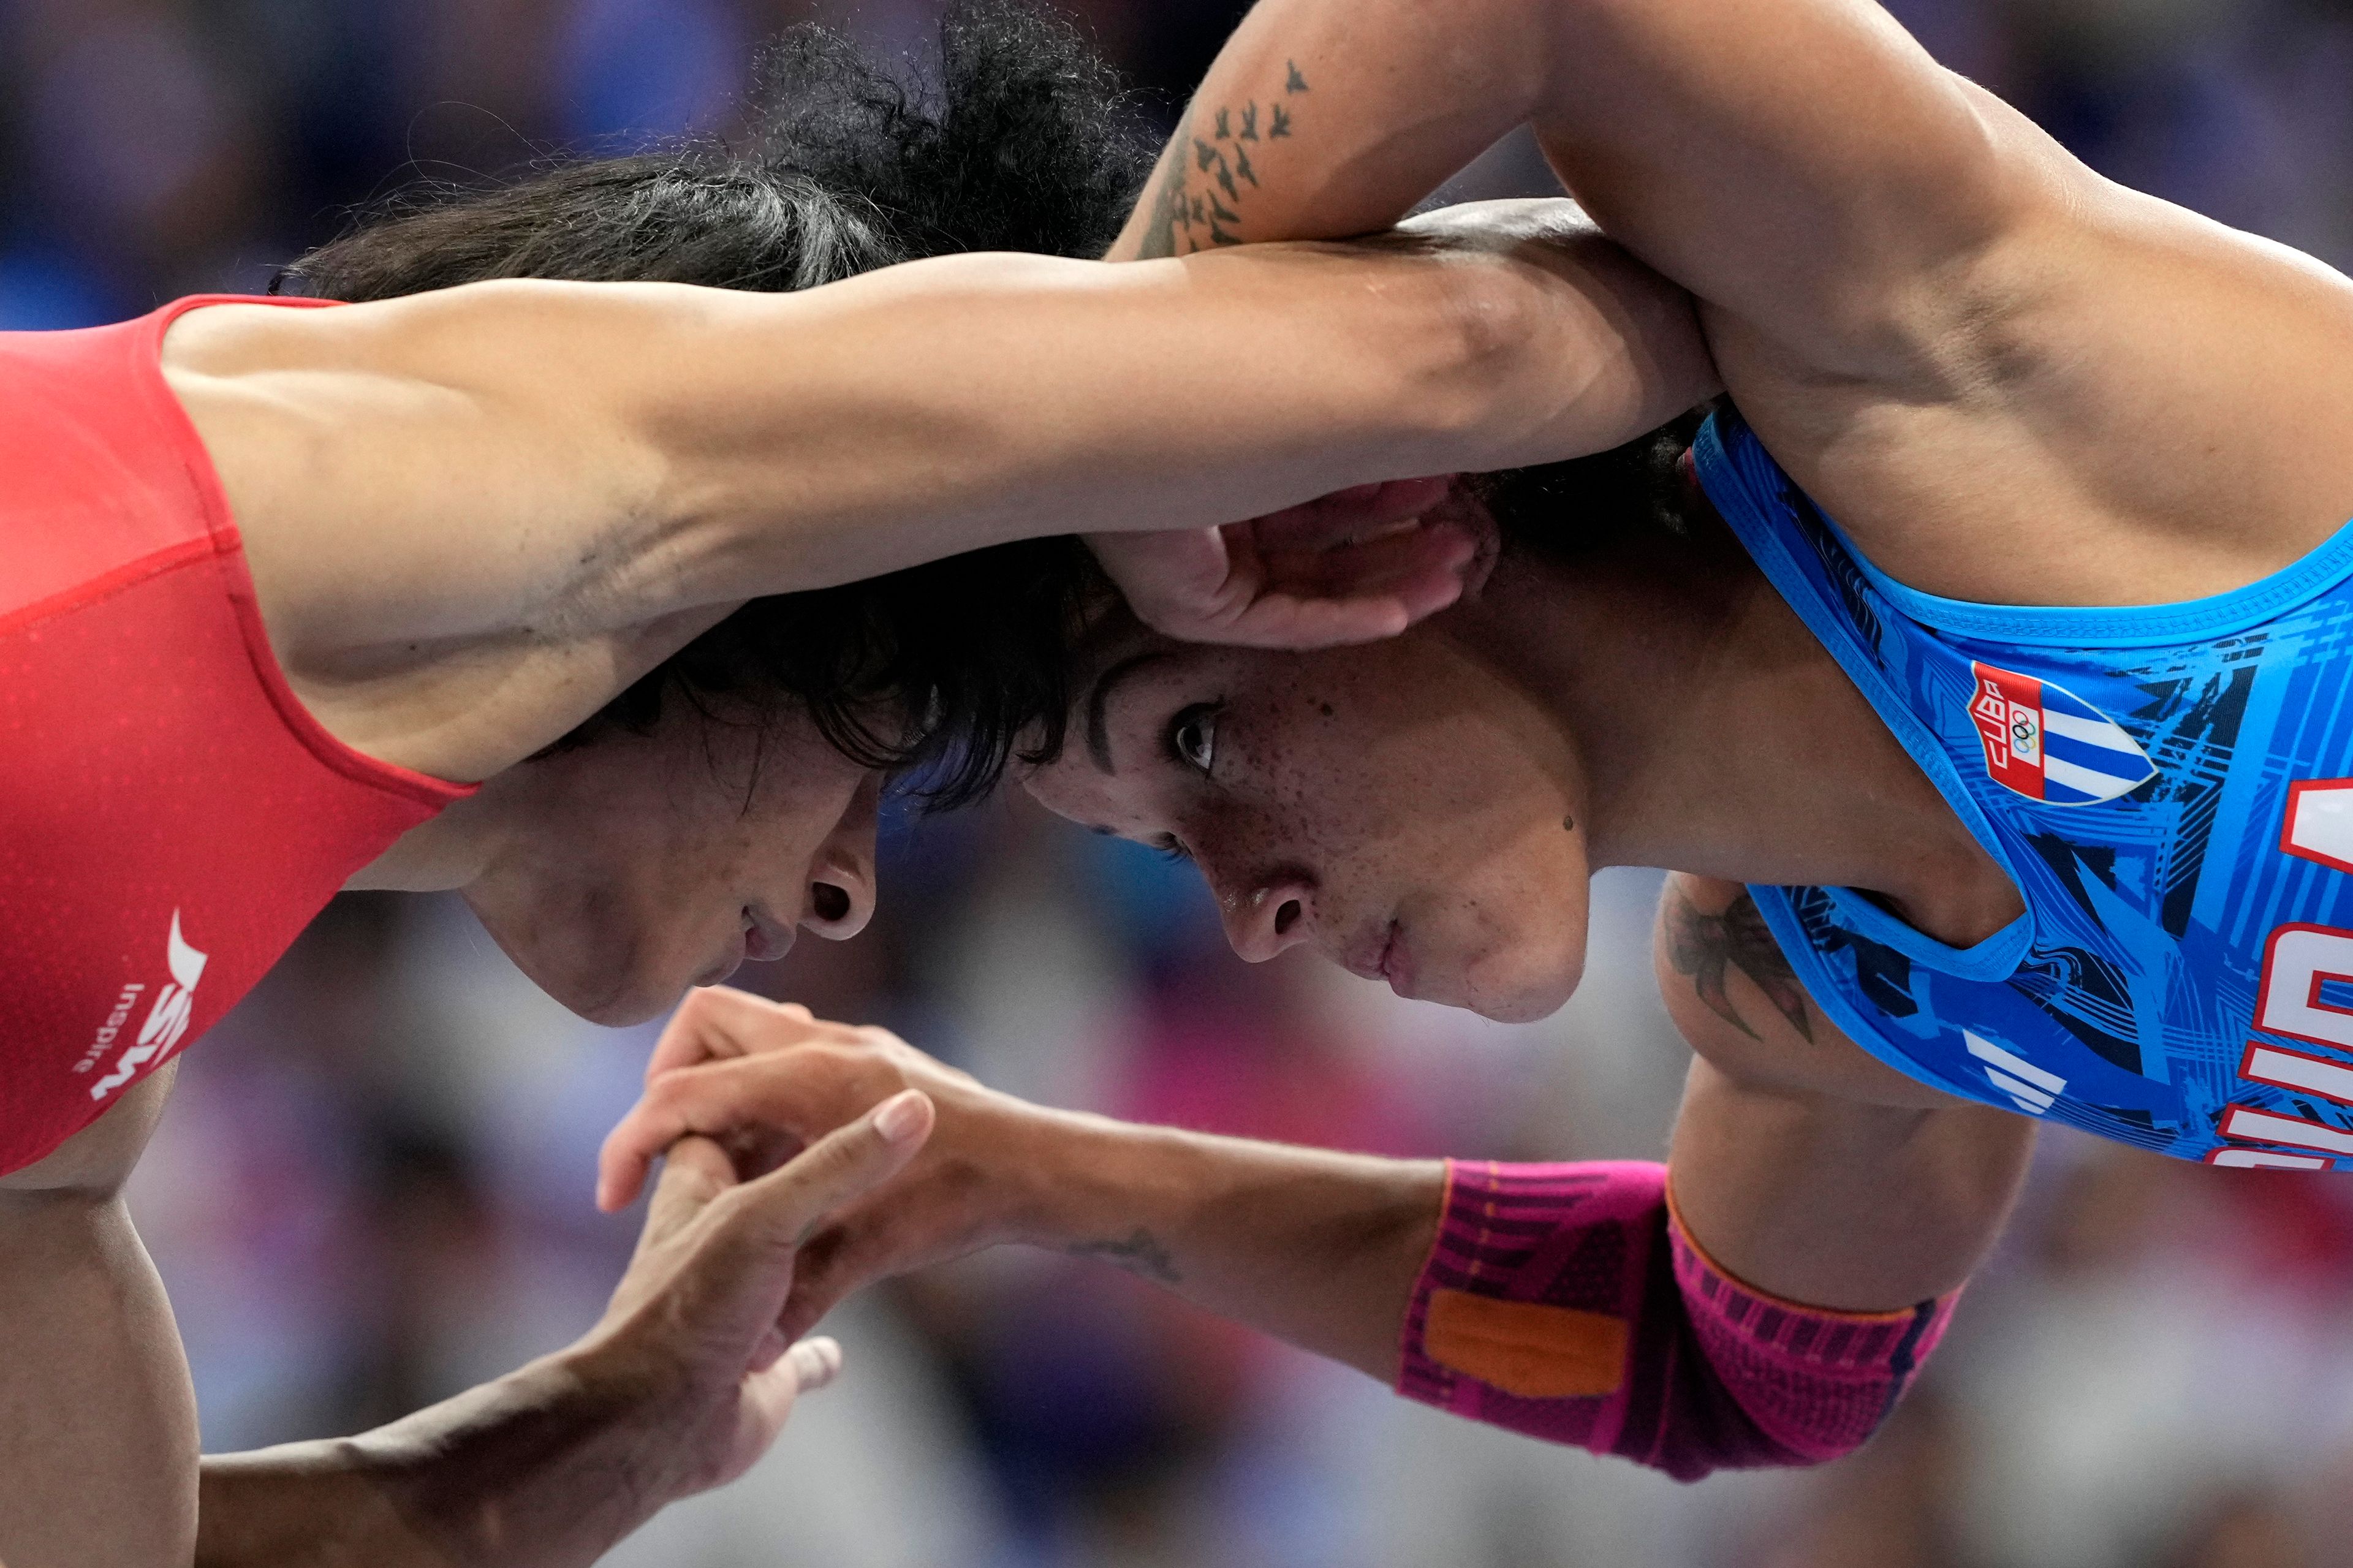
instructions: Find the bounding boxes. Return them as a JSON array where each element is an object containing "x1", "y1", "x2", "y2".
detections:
[
  {"x1": 1403, "y1": 257, "x2": 1547, "y2": 458},
  {"x1": 1392, "y1": 244, "x2": 1719, "y2": 473}
]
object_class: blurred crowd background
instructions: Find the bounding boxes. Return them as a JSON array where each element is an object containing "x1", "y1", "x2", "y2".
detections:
[{"x1": 13, "y1": 0, "x2": 2353, "y2": 1563}]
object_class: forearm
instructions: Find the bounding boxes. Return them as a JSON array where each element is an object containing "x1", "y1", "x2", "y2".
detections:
[
  {"x1": 656, "y1": 237, "x2": 1700, "y2": 599},
  {"x1": 1108, "y1": 0, "x2": 1547, "y2": 260},
  {"x1": 197, "y1": 1350, "x2": 669, "y2": 1568},
  {"x1": 1019, "y1": 1112, "x2": 1968, "y2": 1482},
  {"x1": 1023, "y1": 1112, "x2": 1445, "y2": 1382}
]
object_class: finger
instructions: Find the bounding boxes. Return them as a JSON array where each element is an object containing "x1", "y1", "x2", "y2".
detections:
[
  {"x1": 775, "y1": 1219, "x2": 902, "y2": 1344},
  {"x1": 1249, "y1": 476, "x2": 1459, "y2": 553},
  {"x1": 785, "y1": 1335, "x2": 844, "y2": 1394},
  {"x1": 1085, "y1": 528, "x2": 1256, "y2": 627},
  {"x1": 1261, "y1": 515, "x2": 1476, "y2": 593},
  {"x1": 732, "y1": 1336, "x2": 844, "y2": 1461},
  {"x1": 643, "y1": 987, "x2": 816, "y2": 1084},
  {"x1": 1216, "y1": 567, "x2": 1469, "y2": 650},
  {"x1": 637, "y1": 1134, "x2": 738, "y2": 1249},
  {"x1": 722, "y1": 1089, "x2": 935, "y2": 1254},
  {"x1": 599, "y1": 1053, "x2": 844, "y2": 1213},
  {"x1": 651, "y1": 1095, "x2": 931, "y2": 1360}
]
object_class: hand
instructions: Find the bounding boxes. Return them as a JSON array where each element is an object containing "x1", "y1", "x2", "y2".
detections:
[
  {"x1": 1088, "y1": 474, "x2": 1495, "y2": 648},
  {"x1": 569, "y1": 1083, "x2": 935, "y2": 1501},
  {"x1": 597, "y1": 988, "x2": 1067, "y2": 1345}
]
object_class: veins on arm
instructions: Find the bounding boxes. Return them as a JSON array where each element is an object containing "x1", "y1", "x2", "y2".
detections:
[
  {"x1": 1665, "y1": 888, "x2": 1814, "y2": 1043},
  {"x1": 1128, "y1": 62, "x2": 1309, "y2": 259}
]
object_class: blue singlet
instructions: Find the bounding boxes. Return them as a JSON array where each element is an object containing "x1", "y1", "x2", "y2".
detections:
[{"x1": 1695, "y1": 408, "x2": 2353, "y2": 1169}]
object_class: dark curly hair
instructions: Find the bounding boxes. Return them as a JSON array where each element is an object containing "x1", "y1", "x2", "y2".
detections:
[{"x1": 277, "y1": 1, "x2": 1148, "y2": 805}]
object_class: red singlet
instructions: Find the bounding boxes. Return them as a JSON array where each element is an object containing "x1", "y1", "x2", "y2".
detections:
[{"x1": 0, "y1": 296, "x2": 473, "y2": 1175}]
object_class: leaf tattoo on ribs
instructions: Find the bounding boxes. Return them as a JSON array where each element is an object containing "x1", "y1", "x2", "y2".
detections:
[{"x1": 1666, "y1": 890, "x2": 1814, "y2": 1042}]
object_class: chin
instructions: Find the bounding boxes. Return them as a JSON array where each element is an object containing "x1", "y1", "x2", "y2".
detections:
[
  {"x1": 485, "y1": 923, "x2": 681, "y2": 1026},
  {"x1": 566, "y1": 982, "x2": 681, "y2": 1029},
  {"x1": 1454, "y1": 951, "x2": 1583, "y2": 1024}
]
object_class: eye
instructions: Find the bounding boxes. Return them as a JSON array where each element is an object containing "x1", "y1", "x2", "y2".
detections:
[
  {"x1": 1154, "y1": 835, "x2": 1194, "y2": 864},
  {"x1": 1167, "y1": 701, "x2": 1223, "y2": 779}
]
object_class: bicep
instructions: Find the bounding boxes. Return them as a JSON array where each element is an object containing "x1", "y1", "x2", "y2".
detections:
[{"x1": 1526, "y1": 0, "x2": 2069, "y2": 379}]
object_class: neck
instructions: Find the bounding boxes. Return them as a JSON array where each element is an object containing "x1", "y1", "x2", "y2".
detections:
[
  {"x1": 343, "y1": 780, "x2": 516, "y2": 893},
  {"x1": 1445, "y1": 525, "x2": 2022, "y2": 947}
]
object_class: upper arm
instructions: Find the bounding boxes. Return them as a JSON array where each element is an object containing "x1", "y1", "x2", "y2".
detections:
[
  {"x1": 1114, "y1": 0, "x2": 2048, "y2": 378},
  {"x1": 1134, "y1": 0, "x2": 2353, "y2": 597},
  {"x1": 0, "y1": 1066, "x2": 195, "y2": 1566},
  {"x1": 176, "y1": 240, "x2": 1708, "y2": 678},
  {"x1": 1518, "y1": 0, "x2": 2052, "y2": 376},
  {"x1": 1651, "y1": 875, "x2": 2029, "y2": 1309}
]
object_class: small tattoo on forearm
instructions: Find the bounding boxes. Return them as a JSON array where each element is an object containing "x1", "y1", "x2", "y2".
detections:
[
  {"x1": 1666, "y1": 888, "x2": 1815, "y2": 1042},
  {"x1": 1069, "y1": 1229, "x2": 1182, "y2": 1285}
]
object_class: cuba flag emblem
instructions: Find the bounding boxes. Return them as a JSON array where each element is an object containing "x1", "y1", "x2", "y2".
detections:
[{"x1": 1967, "y1": 662, "x2": 2156, "y2": 805}]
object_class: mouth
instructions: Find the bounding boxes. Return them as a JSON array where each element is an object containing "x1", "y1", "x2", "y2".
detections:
[
  {"x1": 743, "y1": 904, "x2": 795, "y2": 963},
  {"x1": 1344, "y1": 918, "x2": 1415, "y2": 996}
]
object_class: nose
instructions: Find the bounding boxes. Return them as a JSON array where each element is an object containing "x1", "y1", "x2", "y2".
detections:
[
  {"x1": 801, "y1": 773, "x2": 882, "y2": 941},
  {"x1": 1218, "y1": 872, "x2": 1317, "y2": 963}
]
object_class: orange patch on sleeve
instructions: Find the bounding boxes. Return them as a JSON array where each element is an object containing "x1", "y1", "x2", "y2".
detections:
[{"x1": 1423, "y1": 1289, "x2": 1629, "y2": 1399}]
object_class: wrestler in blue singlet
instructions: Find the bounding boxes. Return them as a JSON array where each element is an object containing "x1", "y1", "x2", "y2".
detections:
[{"x1": 1695, "y1": 407, "x2": 2353, "y2": 1169}]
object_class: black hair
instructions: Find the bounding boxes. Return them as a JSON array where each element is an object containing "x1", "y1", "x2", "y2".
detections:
[
  {"x1": 1468, "y1": 401, "x2": 1715, "y2": 557},
  {"x1": 277, "y1": 1, "x2": 1146, "y2": 806}
]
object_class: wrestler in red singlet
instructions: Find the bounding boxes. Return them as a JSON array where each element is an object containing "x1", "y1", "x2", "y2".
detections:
[{"x1": 0, "y1": 297, "x2": 472, "y2": 1174}]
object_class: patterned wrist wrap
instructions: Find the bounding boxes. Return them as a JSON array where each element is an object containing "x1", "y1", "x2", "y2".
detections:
[{"x1": 1395, "y1": 1160, "x2": 1956, "y2": 1482}]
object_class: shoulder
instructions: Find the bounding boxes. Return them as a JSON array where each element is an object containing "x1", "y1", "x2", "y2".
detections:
[{"x1": 1651, "y1": 874, "x2": 1963, "y2": 1110}]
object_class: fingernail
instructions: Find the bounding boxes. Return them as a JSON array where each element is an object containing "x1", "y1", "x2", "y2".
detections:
[
  {"x1": 873, "y1": 1089, "x2": 927, "y2": 1144},
  {"x1": 795, "y1": 1336, "x2": 845, "y2": 1390}
]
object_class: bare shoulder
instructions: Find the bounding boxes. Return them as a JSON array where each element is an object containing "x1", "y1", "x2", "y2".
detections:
[
  {"x1": 1651, "y1": 874, "x2": 1962, "y2": 1110},
  {"x1": 1728, "y1": 83, "x2": 2353, "y2": 610}
]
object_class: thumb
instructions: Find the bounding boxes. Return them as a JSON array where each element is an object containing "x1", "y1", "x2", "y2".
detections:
[
  {"x1": 782, "y1": 1334, "x2": 844, "y2": 1393},
  {"x1": 713, "y1": 1089, "x2": 934, "y2": 1268},
  {"x1": 635, "y1": 1134, "x2": 738, "y2": 1253},
  {"x1": 730, "y1": 1335, "x2": 846, "y2": 1480}
]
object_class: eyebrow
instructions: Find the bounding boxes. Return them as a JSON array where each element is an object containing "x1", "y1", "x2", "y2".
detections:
[{"x1": 1085, "y1": 650, "x2": 1175, "y2": 775}]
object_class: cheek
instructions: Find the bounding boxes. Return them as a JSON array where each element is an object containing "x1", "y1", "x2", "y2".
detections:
[
  {"x1": 467, "y1": 749, "x2": 766, "y2": 1019},
  {"x1": 1454, "y1": 828, "x2": 1592, "y2": 1019}
]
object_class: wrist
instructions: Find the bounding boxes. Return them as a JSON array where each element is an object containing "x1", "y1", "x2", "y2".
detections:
[
  {"x1": 1002, "y1": 1108, "x2": 1184, "y2": 1252},
  {"x1": 339, "y1": 1348, "x2": 676, "y2": 1568}
]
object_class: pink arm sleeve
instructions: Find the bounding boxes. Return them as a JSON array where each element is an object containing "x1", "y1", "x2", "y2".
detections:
[{"x1": 1395, "y1": 1160, "x2": 1957, "y2": 1482}]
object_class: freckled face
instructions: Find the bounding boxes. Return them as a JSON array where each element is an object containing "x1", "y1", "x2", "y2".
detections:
[
  {"x1": 1023, "y1": 625, "x2": 1594, "y2": 1023},
  {"x1": 462, "y1": 701, "x2": 884, "y2": 1026}
]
